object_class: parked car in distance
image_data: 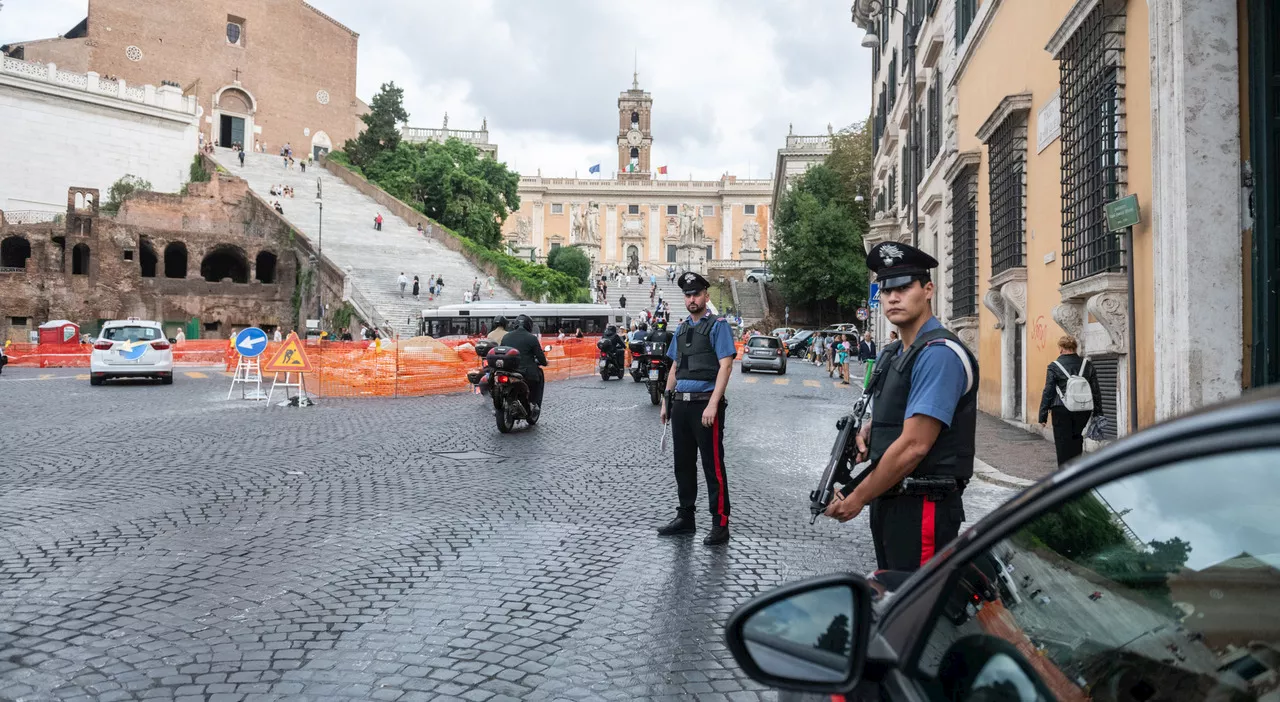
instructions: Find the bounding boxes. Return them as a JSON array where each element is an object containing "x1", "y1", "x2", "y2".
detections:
[
  {"x1": 741, "y1": 335, "x2": 787, "y2": 374},
  {"x1": 771, "y1": 327, "x2": 798, "y2": 338},
  {"x1": 746, "y1": 268, "x2": 774, "y2": 283},
  {"x1": 724, "y1": 386, "x2": 1280, "y2": 700},
  {"x1": 784, "y1": 330, "x2": 816, "y2": 357},
  {"x1": 89, "y1": 318, "x2": 174, "y2": 385}
]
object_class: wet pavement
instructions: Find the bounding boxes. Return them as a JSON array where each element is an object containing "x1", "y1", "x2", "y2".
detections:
[{"x1": 0, "y1": 362, "x2": 1017, "y2": 700}]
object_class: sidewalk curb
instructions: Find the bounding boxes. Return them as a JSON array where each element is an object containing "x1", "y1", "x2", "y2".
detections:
[{"x1": 973, "y1": 458, "x2": 1037, "y2": 490}]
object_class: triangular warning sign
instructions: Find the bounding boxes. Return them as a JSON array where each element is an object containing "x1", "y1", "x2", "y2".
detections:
[{"x1": 263, "y1": 332, "x2": 314, "y2": 373}]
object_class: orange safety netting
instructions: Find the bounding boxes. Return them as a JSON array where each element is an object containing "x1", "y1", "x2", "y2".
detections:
[
  {"x1": 3, "y1": 340, "x2": 230, "y2": 368},
  {"x1": 220, "y1": 337, "x2": 612, "y2": 398}
]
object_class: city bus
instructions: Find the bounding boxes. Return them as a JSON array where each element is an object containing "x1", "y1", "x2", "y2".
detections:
[{"x1": 417, "y1": 302, "x2": 625, "y2": 338}]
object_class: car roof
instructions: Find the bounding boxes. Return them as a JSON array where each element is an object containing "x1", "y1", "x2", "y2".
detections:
[{"x1": 102, "y1": 319, "x2": 161, "y2": 328}]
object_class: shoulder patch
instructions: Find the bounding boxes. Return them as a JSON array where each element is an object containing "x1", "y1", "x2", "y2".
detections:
[{"x1": 923, "y1": 339, "x2": 975, "y2": 394}]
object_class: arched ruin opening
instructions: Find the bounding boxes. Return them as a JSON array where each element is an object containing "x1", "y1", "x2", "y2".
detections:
[
  {"x1": 255, "y1": 250, "x2": 277, "y2": 284},
  {"x1": 200, "y1": 244, "x2": 250, "y2": 283},
  {"x1": 164, "y1": 242, "x2": 188, "y2": 278}
]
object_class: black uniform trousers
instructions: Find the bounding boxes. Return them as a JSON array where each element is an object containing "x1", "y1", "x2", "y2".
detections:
[
  {"x1": 1050, "y1": 407, "x2": 1090, "y2": 466},
  {"x1": 870, "y1": 490, "x2": 965, "y2": 572},
  {"x1": 524, "y1": 369, "x2": 545, "y2": 407},
  {"x1": 670, "y1": 398, "x2": 731, "y2": 526}
]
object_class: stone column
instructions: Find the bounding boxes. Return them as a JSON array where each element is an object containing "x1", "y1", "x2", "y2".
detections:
[
  {"x1": 1149, "y1": 0, "x2": 1243, "y2": 420},
  {"x1": 605, "y1": 204, "x2": 618, "y2": 262},
  {"x1": 721, "y1": 204, "x2": 733, "y2": 262},
  {"x1": 531, "y1": 201, "x2": 545, "y2": 258},
  {"x1": 648, "y1": 205, "x2": 661, "y2": 262}
]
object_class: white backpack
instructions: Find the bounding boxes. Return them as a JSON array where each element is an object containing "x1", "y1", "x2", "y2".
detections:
[{"x1": 1053, "y1": 358, "x2": 1094, "y2": 412}]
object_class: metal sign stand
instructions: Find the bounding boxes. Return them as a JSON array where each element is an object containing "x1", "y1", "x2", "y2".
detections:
[
  {"x1": 268, "y1": 371, "x2": 312, "y2": 407},
  {"x1": 227, "y1": 357, "x2": 266, "y2": 400}
]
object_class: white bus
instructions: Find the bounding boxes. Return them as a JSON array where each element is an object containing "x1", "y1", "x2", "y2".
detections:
[{"x1": 417, "y1": 302, "x2": 625, "y2": 338}]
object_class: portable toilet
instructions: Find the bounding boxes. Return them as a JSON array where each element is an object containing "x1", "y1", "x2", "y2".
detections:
[{"x1": 38, "y1": 320, "x2": 80, "y2": 345}]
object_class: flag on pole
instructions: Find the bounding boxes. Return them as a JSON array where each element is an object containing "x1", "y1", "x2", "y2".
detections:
[
  {"x1": 657, "y1": 165, "x2": 668, "y2": 175},
  {"x1": 588, "y1": 163, "x2": 601, "y2": 174}
]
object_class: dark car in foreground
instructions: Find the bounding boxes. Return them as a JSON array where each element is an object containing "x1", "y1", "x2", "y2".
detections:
[{"x1": 725, "y1": 387, "x2": 1280, "y2": 701}]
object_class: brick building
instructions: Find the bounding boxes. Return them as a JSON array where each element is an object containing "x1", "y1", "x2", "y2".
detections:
[{"x1": 3, "y1": 0, "x2": 363, "y2": 159}]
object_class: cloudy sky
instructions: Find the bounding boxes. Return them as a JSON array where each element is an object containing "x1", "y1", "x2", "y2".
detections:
[{"x1": 2, "y1": 0, "x2": 872, "y2": 181}]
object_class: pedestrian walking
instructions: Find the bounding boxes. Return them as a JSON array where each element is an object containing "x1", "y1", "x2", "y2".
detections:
[
  {"x1": 619, "y1": 294, "x2": 627, "y2": 310},
  {"x1": 1038, "y1": 335, "x2": 1103, "y2": 466},
  {"x1": 657, "y1": 272, "x2": 736, "y2": 546},
  {"x1": 175, "y1": 329, "x2": 186, "y2": 344},
  {"x1": 824, "y1": 242, "x2": 979, "y2": 573},
  {"x1": 375, "y1": 213, "x2": 383, "y2": 231},
  {"x1": 273, "y1": 328, "x2": 283, "y2": 342},
  {"x1": 397, "y1": 272, "x2": 408, "y2": 298},
  {"x1": 436, "y1": 275, "x2": 444, "y2": 298},
  {"x1": 412, "y1": 275, "x2": 420, "y2": 301},
  {"x1": 487, "y1": 275, "x2": 496, "y2": 297},
  {"x1": 238, "y1": 147, "x2": 245, "y2": 167},
  {"x1": 859, "y1": 331, "x2": 878, "y2": 386}
]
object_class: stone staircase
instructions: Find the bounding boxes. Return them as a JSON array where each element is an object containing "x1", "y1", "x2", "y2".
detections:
[
  {"x1": 732, "y1": 278, "x2": 766, "y2": 323},
  {"x1": 212, "y1": 147, "x2": 515, "y2": 337},
  {"x1": 597, "y1": 267, "x2": 685, "y2": 320}
]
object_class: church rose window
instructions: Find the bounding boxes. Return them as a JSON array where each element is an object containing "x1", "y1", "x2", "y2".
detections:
[
  {"x1": 316, "y1": 90, "x2": 330, "y2": 105},
  {"x1": 125, "y1": 46, "x2": 142, "y2": 61},
  {"x1": 227, "y1": 22, "x2": 242, "y2": 45}
]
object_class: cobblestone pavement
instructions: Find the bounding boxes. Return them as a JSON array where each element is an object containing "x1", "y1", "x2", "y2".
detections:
[
  {"x1": 973, "y1": 412, "x2": 1059, "y2": 482},
  {"x1": 0, "y1": 362, "x2": 1015, "y2": 701}
]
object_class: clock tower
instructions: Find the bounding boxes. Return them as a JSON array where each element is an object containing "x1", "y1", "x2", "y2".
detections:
[{"x1": 617, "y1": 72, "x2": 653, "y2": 181}]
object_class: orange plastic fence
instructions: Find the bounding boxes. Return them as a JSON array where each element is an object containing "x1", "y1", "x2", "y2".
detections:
[
  {"x1": 219, "y1": 337, "x2": 612, "y2": 398},
  {"x1": 4, "y1": 340, "x2": 229, "y2": 368}
]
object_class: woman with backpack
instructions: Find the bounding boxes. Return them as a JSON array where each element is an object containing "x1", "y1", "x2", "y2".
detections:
[{"x1": 1038, "y1": 335, "x2": 1104, "y2": 466}]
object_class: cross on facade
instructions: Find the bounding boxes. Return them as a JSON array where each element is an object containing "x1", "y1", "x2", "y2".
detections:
[{"x1": 232, "y1": 67, "x2": 242, "y2": 82}]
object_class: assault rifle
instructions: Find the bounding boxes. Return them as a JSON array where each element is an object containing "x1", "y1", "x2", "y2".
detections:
[{"x1": 808, "y1": 385, "x2": 876, "y2": 524}]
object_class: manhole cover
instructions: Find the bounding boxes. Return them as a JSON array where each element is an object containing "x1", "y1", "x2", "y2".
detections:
[{"x1": 435, "y1": 450, "x2": 504, "y2": 460}]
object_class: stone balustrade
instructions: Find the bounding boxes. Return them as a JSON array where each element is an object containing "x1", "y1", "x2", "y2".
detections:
[{"x1": 1, "y1": 56, "x2": 196, "y2": 115}]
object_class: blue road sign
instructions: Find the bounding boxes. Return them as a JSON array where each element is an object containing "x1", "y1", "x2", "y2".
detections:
[
  {"x1": 234, "y1": 327, "x2": 269, "y2": 358},
  {"x1": 869, "y1": 282, "x2": 880, "y2": 310}
]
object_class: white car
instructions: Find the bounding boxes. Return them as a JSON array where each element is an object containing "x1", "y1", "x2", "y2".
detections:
[
  {"x1": 89, "y1": 318, "x2": 174, "y2": 385},
  {"x1": 745, "y1": 268, "x2": 774, "y2": 283}
]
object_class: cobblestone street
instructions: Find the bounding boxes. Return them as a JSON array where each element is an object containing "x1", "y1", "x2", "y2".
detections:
[{"x1": 1, "y1": 362, "x2": 1016, "y2": 701}]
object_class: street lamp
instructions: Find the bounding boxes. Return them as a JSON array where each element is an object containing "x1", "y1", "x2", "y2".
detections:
[
  {"x1": 315, "y1": 189, "x2": 324, "y2": 325},
  {"x1": 860, "y1": 0, "x2": 920, "y2": 248}
]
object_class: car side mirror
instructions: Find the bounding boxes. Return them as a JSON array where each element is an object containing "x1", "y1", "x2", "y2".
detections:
[
  {"x1": 725, "y1": 574, "x2": 873, "y2": 694},
  {"x1": 936, "y1": 635, "x2": 1056, "y2": 702},
  {"x1": 168, "y1": 338, "x2": 177, "y2": 344}
]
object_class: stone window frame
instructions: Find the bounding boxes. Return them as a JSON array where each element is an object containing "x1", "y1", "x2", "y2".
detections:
[
  {"x1": 667, "y1": 205, "x2": 678, "y2": 216},
  {"x1": 701, "y1": 205, "x2": 715, "y2": 217},
  {"x1": 945, "y1": 153, "x2": 981, "y2": 320},
  {"x1": 550, "y1": 203, "x2": 564, "y2": 215},
  {"x1": 977, "y1": 93, "x2": 1033, "y2": 277},
  {"x1": 227, "y1": 15, "x2": 246, "y2": 47},
  {"x1": 627, "y1": 204, "x2": 641, "y2": 215},
  {"x1": 744, "y1": 204, "x2": 756, "y2": 216}
]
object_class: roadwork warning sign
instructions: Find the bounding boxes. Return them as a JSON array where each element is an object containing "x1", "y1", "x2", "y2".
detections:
[{"x1": 263, "y1": 332, "x2": 314, "y2": 373}]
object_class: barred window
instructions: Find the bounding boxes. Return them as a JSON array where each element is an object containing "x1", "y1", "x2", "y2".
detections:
[
  {"x1": 1059, "y1": 2, "x2": 1126, "y2": 284},
  {"x1": 988, "y1": 112, "x2": 1028, "y2": 275},
  {"x1": 927, "y1": 80, "x2": 942, "y2": 160},
  {"x1": 950, "y1": 166, "x2": 979, "y2": 318},
  {"x1": 888, "y1": 168, "x2": 897, "y2": 212},
  {"x1": 915, "y1": 107, "x2": 926, "y2": 187},
  {"x1": 888, "y1": 52, "x2": 898, "y2": 109},
  {"x1": 956, "y1": 0, "x2": 977, "y2": 45},
  {"x1": 901, "y1": 145, "x2": 910, "y2": 207}
]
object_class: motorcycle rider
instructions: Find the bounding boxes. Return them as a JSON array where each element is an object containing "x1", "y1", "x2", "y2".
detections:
[
  {"x1": 602, "y1": 325, "x2": 627, "y2": 370},
  {"x1": 487, "y1": 316, "x2": 509, "y2": 344},
  {"x1": 629, "y1": 322, "x2": 650, "y2": 344},
  {"x1": 500, "y1": 314, "x2": 548, "y2": 409}
]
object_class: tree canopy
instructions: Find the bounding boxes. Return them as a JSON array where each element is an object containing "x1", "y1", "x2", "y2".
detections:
[
  {"x1": 344, "y1": 82, "x2": 408, "y2": 169},
  {"x1": 547, "y1": 246, "x2": 591, "y2": 286},
  {"x1": 771, "y1": 163, "x2": 869, "y2": 310}
]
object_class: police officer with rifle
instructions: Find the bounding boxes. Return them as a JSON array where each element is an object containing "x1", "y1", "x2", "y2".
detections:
[{"x1": 821, "y1": 242, "x2": 979, "y2": 572}]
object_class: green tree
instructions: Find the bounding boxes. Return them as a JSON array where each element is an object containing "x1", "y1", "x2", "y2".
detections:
[
  {"x1": 344, "y1": 81, "x2": 408, "y2": 168},
  {"x1": 547, "y1": 246, "x2": 591, "y2": 286},
  {"x1": 825, "y1": 119, "x2": 874, "y2": 211},
  {"x1": 102, "y1": 174, "x2": 153, "y2": 214},
  {"x1": 814, "y1": 614, "x2": 851, "y2": 656},
  {"x1": 771, "y1": 164, "x2": 868, "y2": 310}
]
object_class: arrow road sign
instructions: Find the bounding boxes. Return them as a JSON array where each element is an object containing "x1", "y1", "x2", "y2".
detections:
[{"x1": 234, "y1": 327, "x2": 269, "y2": 358}]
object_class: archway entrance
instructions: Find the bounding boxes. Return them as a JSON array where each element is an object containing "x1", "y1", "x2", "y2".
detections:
[
  {"x1": 311, "y1": 130, "x2": 332, "y2": 160},
  {"x1": 214, "y1": 87, "x2": 255, "y2": 148}
]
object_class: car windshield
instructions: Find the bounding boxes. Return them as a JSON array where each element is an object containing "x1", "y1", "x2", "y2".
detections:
[
  {"x1": 101, "y1": 326, "x2": 161, "y2": 342},
  {"x1": 748, "y1": 337, "x2": 780, "y2": 348}
]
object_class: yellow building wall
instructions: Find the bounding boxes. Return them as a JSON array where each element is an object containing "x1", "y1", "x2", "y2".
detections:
[{"x1": 957, "y1": 0, "x2": 1154, "y2": 425}]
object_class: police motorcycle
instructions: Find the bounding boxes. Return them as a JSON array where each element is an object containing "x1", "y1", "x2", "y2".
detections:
[
  {"x1": 479, "y1": 344, "x2": 547, "y2": 433},
  {"x1": 639, "y1": 323, "x2": 673, "y2": 406},
  {"x1": 596, "y1": 326, "x2": 626, "y2": 381},
  {"x1": 626, "y1": 323, "x2": 651, "y2": 383}
]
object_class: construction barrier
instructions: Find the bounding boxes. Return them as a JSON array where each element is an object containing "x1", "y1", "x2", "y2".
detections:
[
  {"x1": 3, "y1": 340, "x2": 230, "y2": 368},
  {"x1": 220, "y1": 336, "x2": 611, "y2": 398}
]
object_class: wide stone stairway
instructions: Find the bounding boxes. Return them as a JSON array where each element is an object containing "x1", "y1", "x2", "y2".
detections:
[{"x1": 213, "y1": 147, "x2": 515, "y2": 337}]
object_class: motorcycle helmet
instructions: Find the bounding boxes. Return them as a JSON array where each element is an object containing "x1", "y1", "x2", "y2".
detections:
[
  {"x1": 605, "y1": 325, "x2": 618, "y2": 336},
  {"x1": 638, "y1": 322, "x2": 648, "y2": 331},
  {"x1": 493, "y1": 315, "x2": 509, "y2": 330},
  {"x1": 515, "y1": 314, "x2": 534, "y2": 332}
]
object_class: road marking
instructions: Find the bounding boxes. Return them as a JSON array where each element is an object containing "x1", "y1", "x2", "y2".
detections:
[
  {"x1": 184, "y1": 372, "x2": 208, "y2": 379},
  {"x1": 773, "y1": 378, "x2": 790, "y2": 385},
  {"x1": 743, "y1": 376, "x2": 758, "y2": 384},
  {"x1": 39, "y1": 374, "x2": 54, "y2": 380},
  {"x1": 75, "y1": 374, "x2": 89, "y2": 380},
  {"x1": 803, "y1": 380, "x2": 821, "y2": 388}
]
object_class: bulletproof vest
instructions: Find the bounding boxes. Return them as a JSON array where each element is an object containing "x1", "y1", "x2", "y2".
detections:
[
  {"x1": 675, "y1": 316, "x2": 721, "y2": 383},
  {"x1": 869, "y1": 326, "x2": 979, "y2": 480}
]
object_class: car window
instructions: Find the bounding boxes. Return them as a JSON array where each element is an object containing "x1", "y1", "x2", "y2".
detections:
[
  {"x1": 101, "y1": 326, "x2": 161, "y2": 341},
  {"x1": 748, "y1": 337, "x2": 780, "y2": 348},
  {"x1": 915, "y1": 447, "x2": 1280, "y2": 701}
]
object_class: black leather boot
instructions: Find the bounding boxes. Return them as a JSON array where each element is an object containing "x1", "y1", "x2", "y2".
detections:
[
  {"x1": 702, "y1": 525, "x2": 730, "y2": 545},
  {"x1": 656, "y1": 515, "x2": 695, "y2": 536}
]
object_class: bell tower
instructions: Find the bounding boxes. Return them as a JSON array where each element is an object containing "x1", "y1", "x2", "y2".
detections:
[{"x1": 617, "y1": 71, "x2": 653, "y2": 181}]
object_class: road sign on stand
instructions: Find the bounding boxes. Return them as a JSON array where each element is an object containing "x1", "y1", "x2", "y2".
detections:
[
  {"x1": 227, "y1": 327, "x2": 269, "y2": 400},
  {"x1": 265, "y1": 332, "x2": 315, "y2": 406},
  {"x1": 234, "y1": 327, "x2": 269, "y2": 358}
]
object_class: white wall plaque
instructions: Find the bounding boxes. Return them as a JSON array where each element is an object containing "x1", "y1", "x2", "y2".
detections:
[{"x1": 1037, "y1": 90, "x2": 1061, "y2": 153}]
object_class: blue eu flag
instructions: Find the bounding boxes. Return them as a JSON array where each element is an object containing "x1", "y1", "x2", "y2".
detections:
[{"x1": 588, "y1": 163, "x2": 601, "y2": 174}]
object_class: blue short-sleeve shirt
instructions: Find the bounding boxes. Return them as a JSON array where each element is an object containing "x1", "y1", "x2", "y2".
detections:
[
  {"x1": 901, "y1": 316, "x2": 970, "y2": 427},
  {"x1": 667, "y1": 317, "x2": 737, "y2": 392}
]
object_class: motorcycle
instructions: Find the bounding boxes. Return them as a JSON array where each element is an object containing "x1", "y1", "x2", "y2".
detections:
[
  {"x1": 596, "y1": 338, "x2": 625, "y2": 380},
  {"x1": 627, "y1": 339, "x2": 648, "y2": 383},
  {"x1": 481, "y1": 345, "x2": 544, "y2": 433},
  {"x1": 466, "y1": 339, "x2": 497, "y2": 397},
  {"x1": 639, "y1": 338, "x2": 672, "y2": 405}
]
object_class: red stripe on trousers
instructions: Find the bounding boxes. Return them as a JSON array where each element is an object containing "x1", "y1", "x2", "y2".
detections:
[
  {"x1": 712, "y1": 413, "x2": 728, "y2": 526},
  {"x1": 920, "y1": 499, "x2": 936, "y2": 565}
]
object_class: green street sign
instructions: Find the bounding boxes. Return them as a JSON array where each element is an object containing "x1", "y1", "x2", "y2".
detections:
[{"x1": 1104, "y1": 194, "x2": 1141, "y2": 232}]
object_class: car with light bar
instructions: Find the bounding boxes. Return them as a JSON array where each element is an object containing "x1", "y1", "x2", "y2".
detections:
[{"x1": 89, "y1": 318, "x2": 174, "y2": 385}]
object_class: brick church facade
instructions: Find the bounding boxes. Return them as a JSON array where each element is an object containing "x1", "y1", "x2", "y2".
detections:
[{"x1": 4, "y1": 0, "x2": 364, "y2": 159}]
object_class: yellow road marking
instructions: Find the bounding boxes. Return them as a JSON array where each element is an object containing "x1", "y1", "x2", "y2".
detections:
[
  {"x1": 743, "y1": 376, "x2": 758, "y2": 384},
  {"x1": 773, "y1": 378, "x2": 790, "y2": 385},
  {"x1": 75, "y1": 374, "x2": 90, "y2": 380},
  {"x1": 38, "y1": 374, "x2": 54, "y2": 380},
  {"x1": 803, "y1": 380, "x2": 821, "y2": 388},
  {"x1": 184, "y1": 372, "x2": 208, "y2": 379}
]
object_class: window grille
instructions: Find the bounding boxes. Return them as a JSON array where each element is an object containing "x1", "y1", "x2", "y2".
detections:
[
  {"x1": 901, "y1": 145, "x2": 910, "y2": 207},
  {"x1": 888, "y1": 53, "x2": 897, "y2": 109},
  {"x1": 888, "y1": 169, "x2": 897, "y2": 212},
  {"x1": 988, "y1": 112, "x2": 1028, "y2": 275},
  {"x1": 914, "y1": 107, "x2": 926, "y2": 188},
  {"x1": 950, "y1": 166, "x2": 979, "y2": 318},
  {"x1": 1059, "y1": 2, "x2": 1126, "y2": 284},
  {"x1": 927, "y1": 80, "x2": 942, "y2": 160}
]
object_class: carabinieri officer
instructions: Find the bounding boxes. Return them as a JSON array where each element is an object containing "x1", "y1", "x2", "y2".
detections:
[
  {"x1": 657, "y1": 271, "x2": 737, "y2": 545},
  {"x1": 825, "y1": 242, "x2": 979, "y2": 571}
]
